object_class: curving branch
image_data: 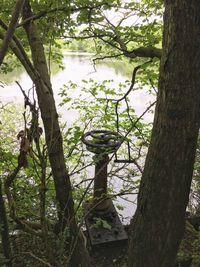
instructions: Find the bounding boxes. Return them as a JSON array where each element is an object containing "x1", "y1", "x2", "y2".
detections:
[
  {"x1": 0, "y1": 1, "x2": 162, "y2": 62},
  {"x1": 16, "y1": 1, "x2": 162, "y2": 61},
  {"x1": 113, "y1": 31, "x2": 162, "y2": 59},
  {"x1": 125, "y1": 46, "x2": 162, "y2": 59}
]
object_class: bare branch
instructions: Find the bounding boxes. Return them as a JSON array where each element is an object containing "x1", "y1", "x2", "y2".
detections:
[
  {"x1": 93, "y1": 52, "x2": 124, "y2": 63},
  {"x1": 114, "y1": 33, "x2": 161, "y2": 59},
  {"x1": 126, "y1": 46, "x2": 162, "y2": 59}
]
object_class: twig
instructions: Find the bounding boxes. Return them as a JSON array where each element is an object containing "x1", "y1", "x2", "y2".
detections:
[{"x1": 92, "y1": 52, "x2": 124, "y2": 65}]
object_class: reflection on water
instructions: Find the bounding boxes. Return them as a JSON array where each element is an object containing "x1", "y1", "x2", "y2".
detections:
[
  {"x1": 0, "y1": 54, "x2": 131, "y2": 84},
  {"x1": 0, "y1": 54, "x2": 154, "y2": 123}
]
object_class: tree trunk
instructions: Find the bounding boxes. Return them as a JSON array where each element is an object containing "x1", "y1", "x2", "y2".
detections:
[
  {"x1": 0, "y1": 180, "x2": 12, "y2": 267},
  {"x1": 21, "y1": 1, "x2": 90, "y2": 266},
  {"x1": 128, "y1": 1, "x2": 200, "y2": 267}
]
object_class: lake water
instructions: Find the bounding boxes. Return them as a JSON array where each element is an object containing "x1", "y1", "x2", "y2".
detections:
[
  {"x1": 0, "y1": 54, "x2": 155, "y2": 223},
  {"x1": 0, "y1": 54, "x2": 154, "y2": 122}
]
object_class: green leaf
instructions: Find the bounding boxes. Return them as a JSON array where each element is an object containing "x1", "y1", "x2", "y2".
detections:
[{"x1": 102, "y1": 220, "x2": 112, "y2": 230}]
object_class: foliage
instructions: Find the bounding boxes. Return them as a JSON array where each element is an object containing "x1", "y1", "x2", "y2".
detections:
[
  {"x1": 92, "y1": 217, "x2": 112, "y2": 230},
  {"x1": 0, "y1": 0, "x2": 163, "y2": 77},
  {"x1": 177, "y1": 222, "x2": 200, "y2": 267},
  {"x1": 1, "y1": 0, "x2": 200, "y2": 266},
  {"x1": 0, "y1": 78, "x2": 149, "y2": 264},
  {"x1": 59, "y1": 77, "x2": 151, "y2": 183}
]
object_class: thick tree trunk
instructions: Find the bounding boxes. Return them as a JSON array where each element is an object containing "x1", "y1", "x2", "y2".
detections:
[
  {"x1": 128, "y1": 1, "x2": 200, "y2": 267},
  {"x1": 21, "y1": 1, "x2": 90, "y2": 266},
  {"x1": 0, "y1": 180, "x2": 12, "y2": 267}
]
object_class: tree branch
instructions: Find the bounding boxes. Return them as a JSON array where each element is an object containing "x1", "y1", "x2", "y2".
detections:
[
  {"x1": 114, "y1": 34, "x2": 162, "y2": 59},
  {"x1": 0, "y1": 0, "x2": 25, "y2": 65},
  {"x1": 0, "y1": 29, "x2": 36, "y2": 82},
  {"x1": 17, "y1": 2, "x2": 114, "y2": 27},
  {"x1": 126, "y1": 46, "x2": 162, "y2": 59}
]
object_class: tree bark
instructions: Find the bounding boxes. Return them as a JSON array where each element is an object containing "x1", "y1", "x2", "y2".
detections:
[
  {"x1": 21, "y1": 1, "x2": 90, "y2": 266},
  {"x1": 128, "y1": 1, "x2": 200, "y2": 267}
]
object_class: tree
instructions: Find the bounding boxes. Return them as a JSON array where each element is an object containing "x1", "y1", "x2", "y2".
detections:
[
  {"x1": 0, "y1": 1, "x2": 90, "y2": 266},
  {"x1": 0, "y1": 2, "x2": 24, "y2": 266},
  {"x1": 2, "y1": 0, "x2": 200, "y2": 266},
  {"x1": 128, "y1": 1, "x2": 200, "y2": 266}
]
